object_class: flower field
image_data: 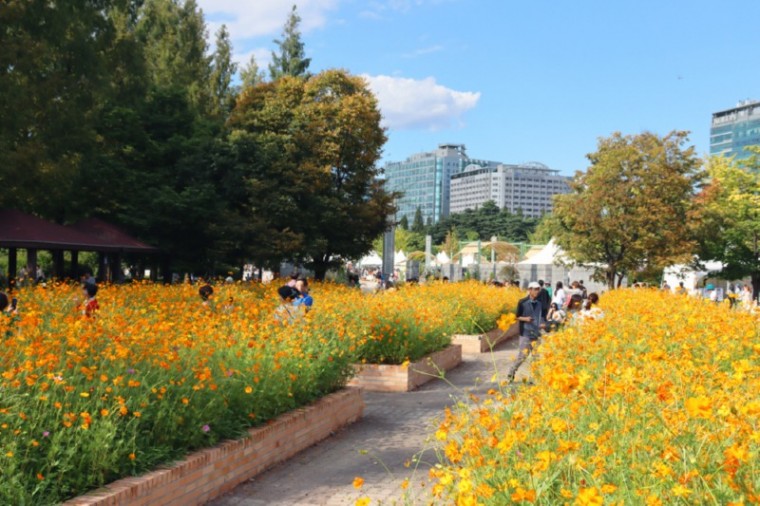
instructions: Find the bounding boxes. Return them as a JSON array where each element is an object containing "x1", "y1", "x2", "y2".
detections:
[
  {"x1": 0, "y1": 281, "x2": 517, "y2": 504},
  {"x1": 430, "y1": 289, "x2": 760, "y2": 505}
]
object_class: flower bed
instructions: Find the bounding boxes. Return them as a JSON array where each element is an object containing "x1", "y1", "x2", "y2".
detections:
[
  {"x1": 347, "y1": 344, "x2": 462, "y2": 392},
  {"x1": 452, "y1": 314, "x2": 519, "y2": 354},
  {"x1": 428, "y1": 290, "x2": 760, "y2": 505},
  {"x1": 0, "y1": 281, "x2": 518, "y2": 503},
  {"x1": 63, "y1": 388, "x2": 363, "y2": 506},
  {"x1": 328, "y1": 283, "x2": 521, "y2": 364}
]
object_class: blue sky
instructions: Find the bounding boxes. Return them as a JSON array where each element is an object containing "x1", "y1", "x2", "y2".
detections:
[{"x1": 199, "y1": 0, "x2": 760, "y2": 175}]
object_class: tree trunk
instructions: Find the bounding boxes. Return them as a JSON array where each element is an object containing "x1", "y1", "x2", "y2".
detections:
[
  {"x1": 752, "y1": 273, "x2": 760, "y2": 303},
  {"x1": 313, "y1": 260, "x2": 329, "y2": 281},
  {"x1": 606, "y1": 268, "x2": 616, "y2": 290}
]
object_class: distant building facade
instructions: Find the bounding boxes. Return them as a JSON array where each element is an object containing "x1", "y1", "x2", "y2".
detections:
[
  {"x1": 384, "y1": 144, "x2": 501, "y2": 224},
  {"x1": 450, "y1": 162, "x2": 570, "y2": 218},
  {"x1": 711, "y1": 100, "x2": 760, "y2": 159}
]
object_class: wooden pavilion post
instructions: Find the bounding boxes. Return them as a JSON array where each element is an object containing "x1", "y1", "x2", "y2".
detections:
[
  {"x1": 70, "y1": 250, "x2": 79, "y2": 279},
  {"x1": 97, "y1": 252, "x2": 108, "y2": 283},
  {"x1": 52, "y1": 250, "x2": 65, "y2": 279},
  {"x1": 27, "y1": 248, "x2": 38, "y2": 284},
  {"x1": 8, "y1": 248, "x2": 17, "y2": 291}
]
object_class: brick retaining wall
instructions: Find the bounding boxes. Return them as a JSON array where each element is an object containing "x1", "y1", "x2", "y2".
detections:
[
  {"x1": 64, "y1": 388, "x2": 364, "y2": 506},
  {"x1": 452, "y1": 322, "x2": 520, "y2": 353},
  {"x1": 347, "y1": 344, "x2": 462, "y2": 392}
]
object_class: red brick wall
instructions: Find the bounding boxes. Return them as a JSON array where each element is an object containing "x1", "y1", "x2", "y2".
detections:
[
  {"x1": 453, "y1": 322, "x2": 519, "y2": 353},
  {"x1": 348, "y1": 345, "x2": 462, "y2": 392},
  {"x1": 64, "y1": 388, "x2": 364, "y2": 506}
]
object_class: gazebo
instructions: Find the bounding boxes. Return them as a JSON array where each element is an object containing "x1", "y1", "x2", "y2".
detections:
[{"x1": 0, "y1": 210, "x2": 159, "y2": 288}]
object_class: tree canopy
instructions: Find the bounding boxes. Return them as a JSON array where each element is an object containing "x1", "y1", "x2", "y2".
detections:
[
  {"x1": 696, "y1": 151, "x2": 760, "y2": 296},
  {"x1": 269, "y1": 5, "x2": 311, "y2": 81},
  {"x1": 226, "y1": 70, "x2": 395, "y2": 279},
  {"x1": 553, "y1": 131, "x2": 704, "y2": 288}
]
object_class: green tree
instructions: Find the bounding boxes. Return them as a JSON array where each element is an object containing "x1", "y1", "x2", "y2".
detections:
[
  {"x1": 553, "y1": 131, "x2": 703, "y2": 289},
  {"x1": 0, "y1": 0, "x2": 118, "y2": 221},
  {"x1": 227, "y1": 70, "x2": 395, "y2": 279},
  {"x1": 528, "y1": 213, "x2": 559, "y2": 244},
  {"x1": 269, "y1": 5, "x2": 311, "y2": 81},
  {"x1": 240, "y1": 53, "x2": 266, "y2": 89},
  {"x1": 439, "y1": 228, "x2": 460, "y2": 260},
  {"x1": 398, "y1": 215, "x2": 409, "y2": 230},
  {"x1": 696, "y1": 151, "x2": 760, "y2": 297},
  {"x1": 209, "y1": 24, "x2": 237, "y2": 118},
  {"x1": 412, "y1": 207, "x2": 425, "y2": 233},
  {"x1": 136, "y1": 0, "x2": 211, "y2": 112}
]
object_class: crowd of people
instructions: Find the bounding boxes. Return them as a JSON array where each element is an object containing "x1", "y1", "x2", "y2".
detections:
[{"x1": 506, "y1": 279, "x2": 603, "y2": 383}]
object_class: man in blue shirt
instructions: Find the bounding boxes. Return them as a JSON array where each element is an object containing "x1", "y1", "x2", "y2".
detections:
[
  {"x1": 293, "y1": 279, "x2": 313, "y2": 313},
  {"x1": 507, "y1": 282, "x2": 546, "y2": 383}
]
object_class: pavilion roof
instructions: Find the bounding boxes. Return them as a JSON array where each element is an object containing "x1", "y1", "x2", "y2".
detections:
[{"x1": 0, "y1": 209, "x2": 157, "y2": 253}]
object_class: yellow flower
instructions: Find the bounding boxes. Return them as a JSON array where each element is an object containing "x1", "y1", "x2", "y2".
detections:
[
  {"x1": 129, "y1": 453, "x2": 136, "y2": 461},
  {"x1": 5, "y1": 451, "x2": 13, "y2": 458},
  {"x1": 575, "y1": 487, "x2": 603, "y2": 506},
  {"x1": 645, "y1": 495, "x2": 662, "y2": 506},
  {"x1": 685, "y1": 396, "x2": 712, "y2": 418},
  {"x1": 355, "y1": 497, "x2": 370, "y2": 506},
  {"x1": 244, "y1": 386, "x2": 253, "y2": 394},
  {"x1": 79, "y1": 392, "x2": 90, "y2": 398},
  {"x1": 400, "y1": 478, "x2": 409, "y2": 490},
  {"x1": 671, "y1": 484, "x2": 691, "y2": 497}
]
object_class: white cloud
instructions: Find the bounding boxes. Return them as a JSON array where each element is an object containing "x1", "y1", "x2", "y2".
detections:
[
  {"x1": 198, "y1": 0, "x2": 340, "y2": 41},
  {"x1": 233, "y1": 47, "x2": 272, "y2": 74},
  {"x1": 361, "y1": 75, "x2": 480, "y2": 131},
  {"x1": 402, "y1": 44, "x2": 444, "y2": 58}
]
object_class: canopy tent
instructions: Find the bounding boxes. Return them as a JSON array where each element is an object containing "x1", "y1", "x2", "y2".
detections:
[
  {"x1": 516, "y1": 239, "x2": 608, "y2": 292},
  {"x1": 663, "y1": 261, "x2": 727, "y2": 293},
  {"x1": 436, "y1": 251, "x2": 450, "y2": 264},
  {"x1": 517, "y1": 239, "x2": 564, "y2": 266},
  {"x1": 358, "y1": 251, "x2": 382, "y2": 267}
]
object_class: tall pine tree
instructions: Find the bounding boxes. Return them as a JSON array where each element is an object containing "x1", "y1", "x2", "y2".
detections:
[
  {"x1": 241, "y1": 54, "x2": 266, "y2": 89},
  {"x1": 269, "y1": 5, "x2": 311, "y2": 81},
  {"x1": 209, "y1": 24, "x2": 237, "y2": 118}
]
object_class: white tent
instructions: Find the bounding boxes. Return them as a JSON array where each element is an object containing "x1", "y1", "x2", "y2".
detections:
[
  {"x1": 358, "y1": 251, "x2": 382, "y2": 267},
  {"x1": 436, "y1": 251, "x2": 450, "y2": 264},
  {"x1": 518, "y1": 239, "x2": 564, "y2": 266},
  {"x1": 517, "y1": 240, "x2": 608, "y2": 293},
  {"x1": 394, "y1": 250, "x2": 407, "y2": 265},
  {"x1": 663, "y1": 261, "x2": 725, "y2": 293}
]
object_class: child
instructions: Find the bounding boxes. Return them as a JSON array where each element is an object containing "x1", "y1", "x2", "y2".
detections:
[
  {"x1": 82, "y1": 283, "x2": 99, "y2": 317},
  {"x1": 293, "y1": 279, "x2": 313, "y2": 314},
  {"x1": 199, "y1": 284, "x2": 214, "y2": 306}
]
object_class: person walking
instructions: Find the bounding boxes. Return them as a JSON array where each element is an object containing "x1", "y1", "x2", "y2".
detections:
[
  {"x1": 506, "y1": 282, "x2": 546, "y2": 383},
  {"x1": 552, "y1": 281, "x2": 566, "y2": 308},
  {"x1": 536, "y1": 280, "x2": 551, "y2": 311}
]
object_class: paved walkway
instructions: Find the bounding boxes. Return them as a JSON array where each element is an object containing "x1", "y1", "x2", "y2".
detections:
[{"x1": 209, "y1": 334, "x2": 530, "y2": 506}]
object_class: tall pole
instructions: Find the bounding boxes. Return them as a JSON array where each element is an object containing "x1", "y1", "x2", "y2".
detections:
[
  {"x1": 382, "y1": 221, "x2": 395, "y2": 286},
  {"x1": 491, "y1": 235, "x2": 497, "y2": 281}
]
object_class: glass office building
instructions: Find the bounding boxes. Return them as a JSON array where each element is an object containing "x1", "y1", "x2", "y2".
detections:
[
  {"x1": 384, "y1": 144, "x2": 471, "y2": 224},
  {"x1": 710, "y1": 100, "x2": 760, "y2": 159}
]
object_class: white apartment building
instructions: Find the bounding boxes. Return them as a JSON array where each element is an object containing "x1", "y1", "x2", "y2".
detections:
[{"x1": 450, "y1": 162, "x2": 570, "y2": 218}]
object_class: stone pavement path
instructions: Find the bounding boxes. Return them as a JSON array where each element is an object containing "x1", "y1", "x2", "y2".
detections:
[{"x1": 209, "y1": 335, "x2": 530, "y2": 506}]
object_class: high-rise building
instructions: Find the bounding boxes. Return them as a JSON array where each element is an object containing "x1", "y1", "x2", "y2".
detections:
[
  {"x1": 384, "y1": 144, "x2": 476, "y2": 224},
  {"x1": 450, "y1": 162, "x2": 570, "y2": 218},
  {"x1": 710, "y1": 100, "x2": 760, "y2": 159}
]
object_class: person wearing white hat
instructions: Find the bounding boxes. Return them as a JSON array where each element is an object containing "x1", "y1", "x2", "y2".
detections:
[{"x1": 506, "y1": 281, "x2": 546, "y2": 382}]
